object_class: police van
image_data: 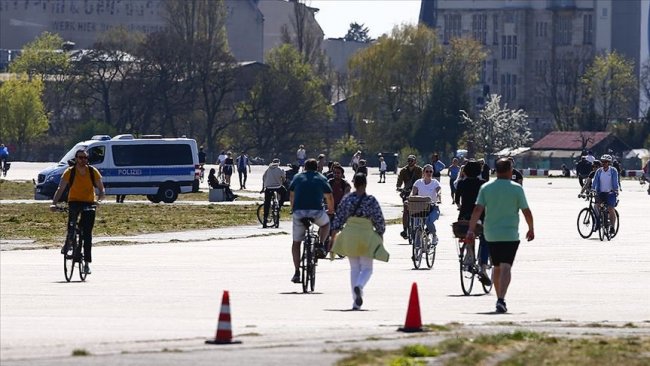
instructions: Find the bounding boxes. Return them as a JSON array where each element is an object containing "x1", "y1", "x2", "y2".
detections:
[{"x1": 35, "y1": 134, "x2": 200, "y2": 203}]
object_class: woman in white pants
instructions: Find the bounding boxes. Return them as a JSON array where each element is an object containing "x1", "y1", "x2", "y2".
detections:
[{"x1": 331, "y1": 173, "x2": 389, "y2": 310}]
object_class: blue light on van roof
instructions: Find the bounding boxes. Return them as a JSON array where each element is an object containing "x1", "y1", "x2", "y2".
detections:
[{"x1": 91, "y1": 135, "x2": 111, "y2": 141}]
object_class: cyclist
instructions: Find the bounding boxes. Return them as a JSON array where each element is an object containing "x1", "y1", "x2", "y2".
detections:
[
  {"x1": 592, "y1": 154, "x2": 619, "y2": 235},
  {"x1": 454, "y1": 160, "x2": 491, "y2": 286},
  {"x1": 575, "y1": 155, "x2": 592, "y2": 188},
  {"x1": 327, "y1": 163, "x2": 351, "y2": 251},
  {"x1": 289, "y1": 158, "x2": 334, "y2": 283},
  {"x1": 579, "y1": 160, "x2": 601, "y2": 197},
  {"x1": 50, "y1": 149, "x2": 105, "y2": 275},
  {"x1": 396, "y1": 155, "x2": 423, "y2": 239},
  {"x1": 0, "y1": 143, "x2": 9, "y2": 176},
  {"x1": 262, "y1": 158, "x2": 286, "y2": 228},
  {"x1": 410, "y1": 164, "x2": 441, "y2": 245}
]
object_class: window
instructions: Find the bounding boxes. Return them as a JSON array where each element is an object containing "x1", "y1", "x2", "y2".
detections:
[
  {"x1": 513, "y1": 35, "x2": 517, "y2": 59},
  {"x1": 556, "y1": 16, "x2": 572, "y2": 45},
  {"x1": 583, "y1": 14, "x2": 593, "y2": 44},
  {"x1": 506, "y1": 35, "x2": 512, "y2": 59},
  {"x1": 501, "y1": 35, "x2": 507, "y2": 59},
  {"x1": 444, "y1": 14, "x2": 462, "y2": 43},
  {"x1": 536, "y1": 22, "x2": 549, "y2": 37},
  {"x1": 602, "y1": 7, "x2": 608, "y2": 17},
  {"x1": 479, "y1": 60, "x2": 487, "y2": 83},
  {"x1": 492, "y1": 59, "x2": 498, "y2": 84},
  {"x1": 500, "y1": 73, "x2": 518, "y2": 103},
  {"x1": 87, "y1": 146, "x2": 105, "y2": 165},
  {"x1": 472, "y1": 14, "x2": 487, "y2": 45},
  {"x1": 112, "y1": 144, "x2": 194, "y2": 166},
  {"x1": 493, "y1": 14, "x2": 499, "y2": 44}
]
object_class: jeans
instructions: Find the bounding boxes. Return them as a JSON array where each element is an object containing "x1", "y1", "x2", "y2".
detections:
[
  {"x1": 238, "y1": 169, "x2": 247, "y2": 188},
  {"x1": 425, "y1": 206, "x2": 440, "y2": 234},
  {"x1": 67, "y1": 202, "x2": 96, "y2": 263}
]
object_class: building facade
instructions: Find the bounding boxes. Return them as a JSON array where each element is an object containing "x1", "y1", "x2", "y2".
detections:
[{"x1": 419, "y1": 0, "x2": 645, "y2": 135}]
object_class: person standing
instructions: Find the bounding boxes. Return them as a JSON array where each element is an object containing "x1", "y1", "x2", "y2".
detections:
[
  {"x1": 220, "y1": 152, "x2": 234, "y2": 185},
  {"x1": 50, "y1": 149, "x2": 106, "y2": 275},
  {"x1": 296, "y1": 145, "x2": 306, "y2": 170},
  {"x1": 378, "y1": 156, "x2": 387, "y2": 183},
  {"x1": 430, "y1": 153, "x2": 446, "y2": 182},
  {"x1": 351, "y1": 151, "x2": 361, "y2": 172},
  {"x1": 356, "y1": 159, "x2": 368, "y2": 176},
  {"x1": 317, "y1": 154, "x2": 326, "y2": 173},
  {"x1": 447, "y1": 158, "x2": 461, "y2": 201},
  {"x1": 262, "y1": 158, "x2": 286, "y2": 228},
  {"x1": 508, "y1": 157, "x2": 524, "y2": 185},
  {"x1": 479, "y1": 159, "x2": 490, "y2": 182},
  {"x1": 217, "y1": 150, "x2": 227, "y2": 166},
  {"x1": 331, "y1": 173, "x2": 388, "y2": 310},
  {"x1": 0, "y1": 143, "x2": 9, "y2": 176},
  {"x1": 236, "y1": 151, "x2": 252, "y2": 190},
  {"x1": 466, "y1": 158, "x2": 534, "y2": 313}
]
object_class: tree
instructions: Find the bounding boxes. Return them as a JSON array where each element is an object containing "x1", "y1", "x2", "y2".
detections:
[
  {"x1": 460, "y1": 94, "x2": 531, "y2": 159},
  {"x1": 0, "y1": 76, "x2": 49, "y2": 158},
  {"x1": 348, "y1": 24, "x2": 441, "y2": 152},
  {"x1": 280, "y1": 0, "x2": 325, "y2": 69},
  {"x1": 582, "y1": 52, "x2": 637, "y2": 130},
  {"x1": 415, "y1": 37, "x2": 486, "y2": 156},
  {"x1": 236, "y1": 45, "x2": 332, "y2": 158},
  {"x1": 344, "y1": 22, "x2": 372, "y2": 43}
]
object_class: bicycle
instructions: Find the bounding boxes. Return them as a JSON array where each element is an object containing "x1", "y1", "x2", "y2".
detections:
[
  {"x1": 55, "y1": 204, "x2": 96, "y2": 282},
  {"x1": 595, "y1": 192, "x2": 620, "y2": 242},
  {"x1": 257, "y1": 187, "x2": 281, "y2": 228},
  {"x1": 1, "y1": 161, "x2": 9, "y2": 177},
  {"x1": 452, "y1": 221, "x2": 492, "y2": 295},
  {"x1": 299, "y1": 217, "x2": 319, "y2": 293},
  {"x1": 577, "y1": 191, "x2": 599, "y2": 239},
  {"x1": 407, "y1": 196, "x2": 436, "y2": 269}
]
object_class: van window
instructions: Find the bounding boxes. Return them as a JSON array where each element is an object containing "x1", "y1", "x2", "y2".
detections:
[
  {"x1": 112, "y1": 144, "x2": 193, "y2": 166},
  {"x1": 87, "y1": 145, "x2": 105, "y2": 165}
]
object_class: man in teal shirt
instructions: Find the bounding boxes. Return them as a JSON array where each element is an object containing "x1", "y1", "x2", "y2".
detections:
[{"x1": 466, "y1": 158, "x2": 534, "y2": 313}]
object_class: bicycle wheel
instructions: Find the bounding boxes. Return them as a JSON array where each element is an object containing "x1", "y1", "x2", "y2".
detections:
[
  {"x1": 78, "y1": 240, "x2": 87, "y2": 282},
  {"x1": 459, "y1": 243, "x2": 475, "y2": 295},
  {"x1": 309, "y1": 247, "x2": 317, "y2": 292},
  {"x1": 411, "y1": 227, "x2": 423, "y2": 269},
  {"x1": 610, "y1": 209, "x2": 620, "y2": 238},
  {"x1": 301, "y1": 241, "x2": 310, "y2": 293},
  {"x1": 63, "y1": 241, "x2": 74, "y2": 282},
  {"x1": 256, "y1": 204, "x2": 267, "y2": 226},
  {"x1": 576, "y1": 207, "x2": 595, "y2": 238},
  {"x1": 424, "y1": 231, "x2": 436, "y2": 269},
  {"x1": 598, "y1": 209, "x2": 609, "y2": 241},
  {"x1": 480, "y1": 249, "x2": 493, "y2": 294}
]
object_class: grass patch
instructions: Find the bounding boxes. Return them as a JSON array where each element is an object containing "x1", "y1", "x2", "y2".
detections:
[
  {"x1": 337, "y1": 332, "x2": 650, "y2": 366},
  {"x1": 71, "y1": 349, "x2": 91, "y2": 356},
  {"x1": 0, "y1": 180, "x2": 34, "y2": 199},
  {"x1": 1, "y1": 202, "x2": 260, "y2": 245},
  {"x1": 423, "y1": 324, "x2": 453, "y2": 332}
]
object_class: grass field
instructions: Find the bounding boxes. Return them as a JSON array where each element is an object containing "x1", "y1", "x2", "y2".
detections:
[{"x1": 2, "y1": 202, "x2": 261, "y2": 246}]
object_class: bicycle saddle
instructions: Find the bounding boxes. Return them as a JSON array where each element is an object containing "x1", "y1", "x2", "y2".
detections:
[{"x1": 300, "y1": 217, "x2": 315, "y2": 227}]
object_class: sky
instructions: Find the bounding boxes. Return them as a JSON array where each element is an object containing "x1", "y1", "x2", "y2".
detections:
[{"x1": 308, "y1": 0, "x2": 422, "y2": 39}]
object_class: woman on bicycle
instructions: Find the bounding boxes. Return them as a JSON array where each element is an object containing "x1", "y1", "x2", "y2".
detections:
[
  {"x1": 454, "y1": 160, "x2": 491, "y2": 286},
  {"x1": 331, "y1": 173, "x2": 388, "y2": 310},
  {"x1": 410, "y1": 164, "x2": 441, "y2": 244}
]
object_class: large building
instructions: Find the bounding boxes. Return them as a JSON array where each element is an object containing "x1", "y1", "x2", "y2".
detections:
[{"x1": 419, "y1": 0, "x2": 647, "y2": 134}]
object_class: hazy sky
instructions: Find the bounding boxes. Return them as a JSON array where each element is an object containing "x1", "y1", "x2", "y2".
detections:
[{"x1": 309, "y1": 0, "x2": 421, "y2": 39}]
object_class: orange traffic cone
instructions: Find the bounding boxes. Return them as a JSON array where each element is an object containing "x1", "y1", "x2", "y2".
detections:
[
  {"x1": 206, "y1": 290, "x2": 242, "y2": 345},
  {"x1": 398, "y1": 282, "x2": 423, "y2": 332}
]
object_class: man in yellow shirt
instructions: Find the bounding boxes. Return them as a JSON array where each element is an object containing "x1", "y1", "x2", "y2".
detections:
[{"x1": 50, "y1": 149, "x2": 105, "y2": 274}]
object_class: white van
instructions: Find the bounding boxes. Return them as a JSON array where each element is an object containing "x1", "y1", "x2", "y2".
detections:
[{"x1": 35, "y1": 134, "x2": 200, "y2": 203}]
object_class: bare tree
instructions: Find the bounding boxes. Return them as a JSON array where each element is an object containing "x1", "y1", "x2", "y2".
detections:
[{"x1": 280, "y1": 0, "x2": 325, "y2": 69}]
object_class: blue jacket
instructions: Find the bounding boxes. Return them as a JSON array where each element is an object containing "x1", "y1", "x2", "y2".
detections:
[{"x1": 592, "y1": 167, "x2": 619, "y2": 192}]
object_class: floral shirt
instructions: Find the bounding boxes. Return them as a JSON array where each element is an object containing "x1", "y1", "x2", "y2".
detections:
[{"x1": 332, "y1": 193, "x2": 385, "y2": 235}]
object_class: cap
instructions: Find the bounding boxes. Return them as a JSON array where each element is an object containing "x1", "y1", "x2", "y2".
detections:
[
  {"x1": 271, "y1": 158, "x2": 280, "y2": 165},
  {"x1": 407, "y1": 154, "x2": 416, "y2": 161}
]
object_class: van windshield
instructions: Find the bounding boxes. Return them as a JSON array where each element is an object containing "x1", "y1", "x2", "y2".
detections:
[{"x1": 58, "y1": 144, "x2": 88, "y2": 165}]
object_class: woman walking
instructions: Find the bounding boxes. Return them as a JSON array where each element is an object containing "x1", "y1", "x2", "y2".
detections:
[{"x1": 331, "y1": 173, "x2": 389, "y2": 310}]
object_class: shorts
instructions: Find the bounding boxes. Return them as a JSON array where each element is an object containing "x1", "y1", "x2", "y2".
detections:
[
  {"x1": 597, "y1": 192, "x2": 617, "y2": 207},
  {"x1": 292, "y1": 209, "x2": 329, "y2": 241},
  {"x1": 297, "y1": 158, "x2": 306, "y2": 166},
  {"x1": 487, "y1": 241, "x2": 520, "y2": 266}
]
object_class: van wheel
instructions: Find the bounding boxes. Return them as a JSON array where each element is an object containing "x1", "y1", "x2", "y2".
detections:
[
  {"x1": 159, "y1": 184, "x2": 179, "y2": 203},
  {"x1": 147, "y1": 194, "x2": 162, "y2": 203}
]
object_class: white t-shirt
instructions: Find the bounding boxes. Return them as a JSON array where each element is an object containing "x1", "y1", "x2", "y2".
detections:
[
  {"x1": 597, "y1": 167, "x2": 614, "y2": 192},
  {"x1": 412, "y1": 178, "x2": 441, "y2": 199},
  {"x1": 586, "y1": 154, "x2": 596, "y2": 163},
  {"x1": 296, "y1": 149, "x2": 306, "y2": 159},
  {"x1": 218, "y1": 154, "x2": 227, "y2": 165},
  {"x1": 380, "y1": 161, "x2": 387, "y2": 171}
]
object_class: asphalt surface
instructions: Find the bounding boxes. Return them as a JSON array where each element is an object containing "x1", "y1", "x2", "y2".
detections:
[{"x1": 2, "y1": 162, "x2": 650, "y2": 365}]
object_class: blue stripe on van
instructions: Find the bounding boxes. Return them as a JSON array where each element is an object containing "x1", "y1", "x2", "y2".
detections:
[
  {"x1": 104, "y1": 180, "x2": 194, "y2": 188},
  {"x1": 99, "y1": 167, "x2": 194, "y2": 177}
]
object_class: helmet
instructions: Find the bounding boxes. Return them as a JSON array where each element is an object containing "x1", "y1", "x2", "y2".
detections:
[{"x1": 600, "y1": 154, "x2": 612, "y2": 162}]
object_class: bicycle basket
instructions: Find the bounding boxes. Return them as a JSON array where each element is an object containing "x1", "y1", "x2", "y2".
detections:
[
  {"x1": 408, "y1": 196, "x2": 432, "y2": 218},
  {"x1": 452, "y1": 220, "x2": 483, "y2": 239}
]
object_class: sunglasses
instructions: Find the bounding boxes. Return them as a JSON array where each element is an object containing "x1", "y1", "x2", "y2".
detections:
[
  {"x1": 424, "y1": 170, "x2": 433, "y2": 173},
  {"x1": 76, "y1": 156, "x2": 88, "y2": 160}
]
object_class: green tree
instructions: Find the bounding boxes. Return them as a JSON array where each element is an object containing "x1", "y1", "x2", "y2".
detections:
[
  {"x1": 0, "y1": 76, "x2": 49, "y2": 158},
  {"x1": 460, "y1": 94, "x2": 531, "y2": 159},
  {"x1": 415, "y1": 37, "x2": 486, "y2": 156},
  {"x1": 348, "y1": 24, "x2": 440, "y2": 152},
  {"x1": 582, "y1": 52, "x2": 637, "y2": 130},
  {"x1": 236, "y1": 44, "x2": 332, "y2": 158},
  {"x1": 344, "y1": 22, "x2": 372, "y2": 43},
  {"x1": 330, "y1": 135, "x2": 362, "y2": 162},
  {"x1": 8, "y1": 32, "x2": 69, "y2": 80}
]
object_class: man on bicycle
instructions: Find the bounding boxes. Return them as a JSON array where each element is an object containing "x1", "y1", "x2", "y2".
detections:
[
  {"x1": 262, "y1": 158, "x2": 286, "y2": 228},
  {"x1": 289, "y1": 158, "x2": 334, "y2": 283},
  {"x1": 0, "y1": 143, "x2": 9, "y2": 176},
  {"x1": 50, "y1": 149, "x2": 105, "y2": 274},
  {"x1": 396, "y1": 155, "x2": 423, "y2": 239},
  {"x1": 592, "y1": 154, "x2": 619, "y2": 235}
]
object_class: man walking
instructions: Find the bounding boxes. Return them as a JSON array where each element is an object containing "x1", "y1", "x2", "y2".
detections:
[
  {"x1": 236, "y1": 151, "x2": 252, "y2": 190},
  {"x1": 465, "y1": 158, "x2": 534, "y2": 313}
]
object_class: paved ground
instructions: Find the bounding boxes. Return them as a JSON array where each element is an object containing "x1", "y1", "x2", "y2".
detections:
[{"x1": 2, "y1": 162, "x2": 650, "y2": 365}]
